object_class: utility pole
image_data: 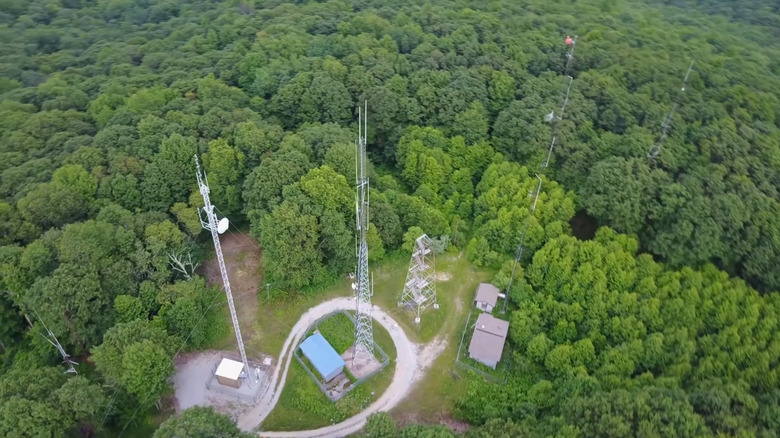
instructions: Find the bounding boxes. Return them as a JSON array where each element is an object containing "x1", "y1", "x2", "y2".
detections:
[
  {"x1": 352, "y1": 102, "x2": 375, "y2": 365},
  {"x1": 195, "y1": 156, "x2": 255, "y2": 386}
]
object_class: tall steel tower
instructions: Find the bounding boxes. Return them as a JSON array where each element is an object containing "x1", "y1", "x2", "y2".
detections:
[
  {"x1": 352, "y1": 102, "x2": 375, "y2": 365},
  {"x1": 399, "y1": 234, "x2": 437, "y2": 324},
  {"x1": 195, "y1": 155, "x2": 255, "y2": 386}
]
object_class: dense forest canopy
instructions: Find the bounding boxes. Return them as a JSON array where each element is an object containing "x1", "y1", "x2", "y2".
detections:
[{"x1": 0, "y1": 0, "x2": 778, "y2": 436}]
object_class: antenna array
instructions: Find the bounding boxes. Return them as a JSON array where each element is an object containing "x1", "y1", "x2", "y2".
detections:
[
  {"x1": 352, "y1": 102, "x2": 375, "y2": 364},
  {"x1": 399, "y1": 234, "x2": 438, "y2": 324},
  {"x1": 195, "y1": 156, "x2": 255, "y2": 386}
]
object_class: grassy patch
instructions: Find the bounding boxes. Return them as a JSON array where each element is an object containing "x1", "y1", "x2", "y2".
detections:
[
  {"x1": 261, "y1": 316, "x2": 397, "y2": 431},
  {"x1": 316, "y1": 312, "x2": 354, "y2": 354},
  {"x1": 386, "y1": 252, "x2": 494, "y2": 419},
  {"x1": 370, "y1": 251, "x2": 491, "y2": 347},
  {"x1": 208, "y1": 275, "x2": 352, "y2": 357},
  {"x1": 207, "y1": 240, "x2": 492, "y2": 427}
]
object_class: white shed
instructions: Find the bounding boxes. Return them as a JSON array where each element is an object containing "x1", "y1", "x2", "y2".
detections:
[{"x1": 215, "y1": 358, "x2": 244, "y2": 389}]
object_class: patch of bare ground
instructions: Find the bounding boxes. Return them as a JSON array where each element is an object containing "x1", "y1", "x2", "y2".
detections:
[
  {"x1": 395, "y1": 413, "x2": 471, "y2": 434},
  {"x1": 172, "y1": 350, "x2": 271, "y2": 420},
  {"x1": 434, "y1": 271, "x2": 452, "y2": 281},
  {"x1": 417, "y1": 336, "x2": 447, "y2": 372},
  {"x1": 202, "y1": 232, "x2": 262, "y2": 340}
]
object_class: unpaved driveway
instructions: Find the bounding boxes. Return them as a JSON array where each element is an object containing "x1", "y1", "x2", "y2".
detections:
[{"x1": 236, "y1": 297, "x2": 431, "y2": 438}]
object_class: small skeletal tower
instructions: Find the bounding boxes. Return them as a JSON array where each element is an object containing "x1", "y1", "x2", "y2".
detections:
[
  {"x1": 352, "y1": 102, "x2": 375, "y2": 365},
  {"x1": 399, "y1": 234, "x2": 438, "y2": 324},
  {"x1": 195, "y1": 155, "x2": 254, "y2": 386}
]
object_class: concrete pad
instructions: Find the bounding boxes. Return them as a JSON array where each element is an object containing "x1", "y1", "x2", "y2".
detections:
[
  {"x1": 172, "y1": 350, "x2": 274, "y2": 421},
  {"x1": 340, "y1": 345, "x2": 382, "y2": 379}
]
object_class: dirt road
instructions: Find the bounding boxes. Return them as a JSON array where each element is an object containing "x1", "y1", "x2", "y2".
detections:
[{"x1": 236, "y1": 297, "x2": 422, "y2": 437}]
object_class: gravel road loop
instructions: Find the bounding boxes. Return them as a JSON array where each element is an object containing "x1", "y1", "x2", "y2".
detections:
[{"x1": 236, "y1": 297, "x2": 421, "y2": 438}]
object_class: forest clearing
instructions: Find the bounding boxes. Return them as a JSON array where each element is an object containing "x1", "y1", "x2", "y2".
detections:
[
  {"x1": 186, "y1": 234, "x2": 492, "y2": 433},
  {"x1": 2, "y1": 0, "x2": 779, "y2": 437}
]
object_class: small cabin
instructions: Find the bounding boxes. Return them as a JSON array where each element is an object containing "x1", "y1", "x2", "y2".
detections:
[
  {"x1": 215, "y1": 358, "x2": 244, "y2": 389},
  {"x1": 474, "y1": 283, "x2": 500, "y2": 313},
  {"x1": 468, "y1": 313, "x2": 510, "y2": 369}
]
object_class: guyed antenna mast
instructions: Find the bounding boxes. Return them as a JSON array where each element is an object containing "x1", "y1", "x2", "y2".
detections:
[
  {"x1": 32, "y1": 308, "x2": 77, "y2": 374},
  {"x1": 502, "y1": 35, "x2": 580, "y2": 314},
  {"x1": 195, "y1": 155, "x2": 255, "y2": 386},
  {"x1": 648, "y1": 61, "x2": 695, "y2": 161},
  {"x1": 543, "y1": 35, "x2": 578, "y2": 169},
  {"x1": 352, "y1": 102, "x2": 375, "y2": 365},
  {"x1": 501, "y1": 174, "x2": 542, "y2": 314}
]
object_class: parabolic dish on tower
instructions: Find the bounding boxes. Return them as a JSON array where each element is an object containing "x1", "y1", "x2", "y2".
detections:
[{"x1": 217, "y1": 217, "x2": 229, "y2": 234}]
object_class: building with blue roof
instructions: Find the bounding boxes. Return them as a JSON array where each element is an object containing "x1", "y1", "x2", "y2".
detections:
[{"x1": 299, "y1": 333, "x2": 345, "y2": 382}]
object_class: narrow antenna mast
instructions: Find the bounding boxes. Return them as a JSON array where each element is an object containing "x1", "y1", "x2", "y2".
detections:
[
  {"x1": 195, "y1": 156, "x2": 254, "y2": 386},
  {"x1": 543, "y1": 35, "x2": 579, "y2": 169},
  {"x1": 501, "y1": 175, "x2": 541, "y2": 314},
  {"x1": 399, "y1": 234, "x2": 437, "y2": 324},
  {"x1": 353, "y1": 102, "x2": 375, "y2": 364},
  {"x1": 32, "y1": 308, "x2": 77, "y2": 374},
  {"x1": 503, "y1": 36, "x2": 581, "y2": 313},
  {"x1": 648, "y1": 61, "x2": 695, "y2": 161}
]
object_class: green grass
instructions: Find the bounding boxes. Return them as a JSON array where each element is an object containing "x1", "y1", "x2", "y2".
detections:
[
  {"x1": 209, "y1": 275, "x2": 352, "y2": 357},
  {"x1": 316, "y1": 312, "x2": 355, "y2": 354},
  {"x1": 263, "y1": 250, "x2": 493, "y2": 425},
  {"x1": 387, "y1": 251, "x2": 493, "y2": 419},
  {"x1": 208, "y1": 244, "x2": 492, "y2": 428},
  {"x1": 261, "y1": 315, "x2": 397, "y2": 431}
]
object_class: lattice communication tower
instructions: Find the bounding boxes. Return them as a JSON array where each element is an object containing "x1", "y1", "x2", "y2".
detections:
[
  {"x1": 399, "y1": 234, "x2": 438, "y2": 324},
  {"x1": 352, "y1": 102, "x2": 375, "y2": 365},
  {"x1": 195, "y1": 155, "x2": 255, "y2": 386}
]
